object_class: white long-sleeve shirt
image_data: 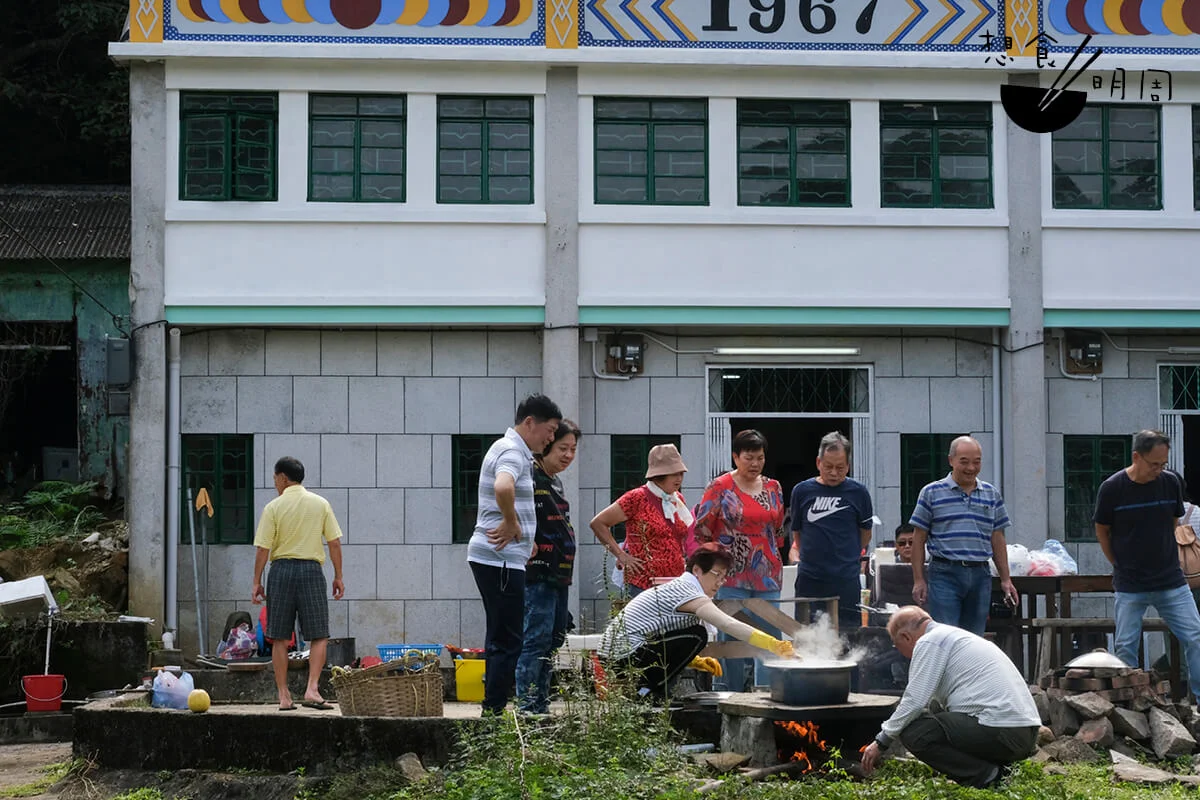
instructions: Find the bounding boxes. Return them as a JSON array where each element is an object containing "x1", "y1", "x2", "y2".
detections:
[{"x1": 877, "y1": 622, "x2": 1040, "y2": 747}]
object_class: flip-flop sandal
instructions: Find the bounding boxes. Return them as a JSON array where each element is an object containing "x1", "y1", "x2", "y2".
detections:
[
  {"x1": 279, "y1": 705, "x2": 297, "y2": 711},
  {"x1": 301, "y1": 701, "x2": 334, "y2": 710}
]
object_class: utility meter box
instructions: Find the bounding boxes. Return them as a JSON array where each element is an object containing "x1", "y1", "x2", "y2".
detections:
[{"x1": 106, "y1": 336, "x2": 132, "y2": 387}]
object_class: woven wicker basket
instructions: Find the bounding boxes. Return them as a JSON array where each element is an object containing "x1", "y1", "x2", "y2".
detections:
[{"x1": 331, "y1": 656, "x2": 444, "y2": 717}]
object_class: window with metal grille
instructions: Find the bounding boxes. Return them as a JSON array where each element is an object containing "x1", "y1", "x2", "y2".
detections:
[
  {"x1": 1064, "y1": 436, "x2": 1130, "y2": 541},
  {"x1": 708, "y1": 368, "x2": 870, "y2": 414},
  {"x1": 609, "y1": 435, "x2": 683, "y2": 543},
  {"x1": 738, "y1": 100, "x2": 850, "y2": 207},
  {"x1": 180, "y1": 93, "x2": 277, "y2": 201},
  {"x1": 900, "y1": 433, "x2": 964, "y2": 525},
  {"x1": 1161, "y1": 365, "x2": 1200, "y2": 411},
  {"x1": 879, "y1": 102, "x2": 992, "y2": 208},
  {"x1": 594, "y1": 98, "x2": 708, "y2": 205},
  {"x1": 1193, "y1": 106, "x2": 1200, "y2": 210},
  {"x1": 309, "y1": 94, "x2": 406, "y2": 202},
  {"x1": 437, "y1": 96, "x2": 533, "y2": 204},
  {"x1": 1052, "y1": 105, "x2": 1161, "y2": 209},
  {"x1": 451, "y1": 434, "x2": 501, "y2": 544},
  {"x1": 181, "y1": 434, "x2": 254, "y2": 544}
]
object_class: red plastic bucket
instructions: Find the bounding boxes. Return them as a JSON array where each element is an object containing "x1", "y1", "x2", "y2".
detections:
[{"x1": 22, "y1": 675, "x2": 66, "y2": 712}]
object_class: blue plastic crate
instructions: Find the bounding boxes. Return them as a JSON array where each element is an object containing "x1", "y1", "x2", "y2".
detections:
[{"x1": 377, "y1": 643, "x2": 443, "y2": 662}]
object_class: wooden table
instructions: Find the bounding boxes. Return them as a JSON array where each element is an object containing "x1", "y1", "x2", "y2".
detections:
[{"x1": 987, "y1": 575, "x2": 1115, "y2": 678}]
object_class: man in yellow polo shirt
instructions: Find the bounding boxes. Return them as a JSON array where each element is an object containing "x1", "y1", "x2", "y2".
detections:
[{"x1": 252, "y1": 456, "x2": 344, "y2": 711}]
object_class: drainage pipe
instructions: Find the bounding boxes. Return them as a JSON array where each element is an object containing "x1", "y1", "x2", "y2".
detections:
[
  {"x1": 992, "y1": 329, "x2": 1003, "y2": 493},
  {"x1": 164, "y1": 328, "x2": 182, "y2": 648}
]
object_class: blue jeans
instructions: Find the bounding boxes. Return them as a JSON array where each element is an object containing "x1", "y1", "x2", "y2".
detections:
[
  {"x1": 1115, "y1": 584, "x2": 1200, "y2": 701},
  {"x1": 712, "y1": 586, "x2": 780, "y2": 692},
  {"x1": 926, "y1": 560, "x2": 992, "y2": 636},
  {"x1": 515, "y1": 581, "x2": 570, "y2": 714}
]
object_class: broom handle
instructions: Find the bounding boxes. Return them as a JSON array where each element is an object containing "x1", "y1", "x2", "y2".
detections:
[{"x1": 44, "y1": 611, "x2": 53, "y2": 674}]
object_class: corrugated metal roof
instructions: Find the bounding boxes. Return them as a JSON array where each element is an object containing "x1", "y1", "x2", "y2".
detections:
[{"x1": 0, "y1": 185, "x2": 131, "y2": 260}]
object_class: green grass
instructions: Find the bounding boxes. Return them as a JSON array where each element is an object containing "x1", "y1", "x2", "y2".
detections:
[{"x1": 0, "y1": 761, "x2": 74, "y2": 798}]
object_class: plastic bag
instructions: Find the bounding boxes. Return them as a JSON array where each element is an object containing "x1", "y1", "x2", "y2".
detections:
[
  {"x1": 217, "y1": 623, "x2": 257, "y2": 660},
  {"x1": 151, "y1": 670, "x2": 194, "y2": 710},
  {"x1": 1027, "y1": 539, "x2": 1078, "y2": 577},
  {"x1": 1006, "y1": 544, "x2": 1031, "y2": 577}
]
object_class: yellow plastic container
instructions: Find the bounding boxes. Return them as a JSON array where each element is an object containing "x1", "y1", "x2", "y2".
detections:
[{"x1": 454, "y1": 658, "x2": 486, "y2": 702}]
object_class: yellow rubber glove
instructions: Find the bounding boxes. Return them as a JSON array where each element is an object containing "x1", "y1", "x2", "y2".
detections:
[
  {"x1": 688, "y1": 656, "x2": 722, "y2": 677},
  {"x1": 749, "y1": 631, "x2": 796, "y2": 659}
]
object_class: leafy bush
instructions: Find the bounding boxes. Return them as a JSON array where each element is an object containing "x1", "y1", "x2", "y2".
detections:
[{"x1": 0, "y1": 480, "x2": 104, "y2": 548}]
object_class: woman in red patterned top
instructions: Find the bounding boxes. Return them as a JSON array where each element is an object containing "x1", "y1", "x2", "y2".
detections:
[
  {"x1": 691, "y1": 429, "x2": 786, "y2": 690},
  {"x1": 590, "y1": 444, "x2": 691, "y2": 597}
]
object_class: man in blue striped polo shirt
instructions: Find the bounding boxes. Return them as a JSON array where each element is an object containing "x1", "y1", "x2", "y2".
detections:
[{"x1": 908, "y1": 436, "x2": 1018, "y2": 636}]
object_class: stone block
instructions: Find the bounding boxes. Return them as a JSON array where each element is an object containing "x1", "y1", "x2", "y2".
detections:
[
  {"x1": 680, "y1": 434, "x2": 707, "y2": 493},
  {"x1": 1075, "y1": 545, "x2": 1112, "y2": 578},
  {"x1": 293, "y1": 377, "x2": 348, "y2": 434},
  {"x1": 860, "y1": 338, "x2": 902, "y2": 377},
  {"x1": 321, "y1": 331, "x2": 377, "y2": 376},
  {"x1": 1045, "y1": 433, "x2": 1064, "y2": 487},
  {"x1": 1042, "y1": 737, "x2": 1104, "y2": 763},
  {"x1": 431, "y1": 435, "x2": 452, "y2": 488},
  {"x1": 180, "y1": 330, "x2": 208, "y2": 376},
  {"x1": 208, "y1": 329, "x2": 265, "y2": 376},
  {"x1": 720, "y1": 715, "x2": 778, "y2": 768},
  {"x1": 348, "y1": 488, "x2": 405, "y2": 545},
  {"x1": 461, "y1": 378, "x2": 516, "y2": 434},
  {"x1": 349, "y1": 377, "x2": 405, "y2": 433},
  {"x1": 348, "y1": 600, "x2": 406, "y2": 645},
  {"x1": 649, "y1": 378, "x2": 706, "y2": 435},
  {"x1": 578, "y1": 377, "x2": 596, "y2": 432},
  {"x1": 205, "y1": 544, "x2": 258, "y2": 601},
  {"x1": 902, "y1": 337, "x2": 957, "y2": 377},
  {"x1": 516, "y1": 378, "x2": 544, "y2": 406},
  {"x1": 404, "y1": 599, "x2": 460, "y2": 646},
  {"x1": 378, "y1": 331, "x2": 432, "y2": 377},
  {"x1": 262, "y1": 434, "x2": 321, "y2": 487},
  {"x1": 404, "y1": 378, "x2": 460, "y2": 434},
  {"x1": 459, "y1": 599, "x2": 486, "y2": 649},
  {"x1": 929, "y1": 378, "x2": 985, "y2": 436},
  {"x1": 1066, "y1": 692, "x2": 1114, "y2": 720},
  {"x1": 265, "y1": 330, "x2": 321, "y2": 376},
  {"x1": 403, "y1": 488, "x2": 454, "y2": 544},
  {"x1": 180, "y1": 377, "x2": 236, "y2": 433},
  {"x1": 236, "y1": 377, "x2": 293, "y2": 434},
  {"x1": 432, "y1": 331, "x2": 486, "y2": 377},
  {"x1": 874, "y1": 378, "x2": 930, "y2": 433},
  {"x1": 1076, "y1": 717, "x2": 1114, "y2": 748},
  {"x1": 1050, "y1": 696, "x2": 1081, "y2": 736},
  {"x1": 639, "y1": 333, "x2": 678, "y2": 377},
  {"x1": 578, "y1": 433, "x2": 610, "y2": 490},
  {"x1": 1033, "y1": 692, "x2": 1051, "y2": 724},
  {"x1": 1111, "y1": 707, "x2": 1152, "y2": 740},
  {"x1": 254, "y1": 434, "x2": 266, "y2": 488},
  {"x1": 575, "y1": 543, "x2": 611, "y2": 600},
  {"x1": 1037, "y1": 726, "x2": 1055, "y2": 746},
  {"x1": 875, "y1": 432, "x2": 900, "y2": 489},
  {"x1": 322, "y1": 543, "x2": 378, "y2": 600},
  {"x1": 595, "y1": 378, "x2": 650, "y2": 434},
  {"x1": 486, "y1": 331, "x2": 541, "y2": 376},
  {"x1": 1102, "y1": 379, "x2": 1157, "y2": 436},
  {"x1": 955, "y1": 335, "x2": 992, "y2": 377},
  {"x1": 376, "y1": 544, "x2": 432, "y2": 599},
  {"x1": 430, "y1": 546, "x2": 476, "y2": 599},
  {"x1": 377, "y1": 435, "x2": 432, "y2": 488},
  {"x1": 316, "y1": 488, "x2": 348, "y2": 535},
  {"x1": 1149, "y1": 707, "x2": 1197, "y2": 759},
  {"x1": 1047, "y1": 379, "x2": 1103, "y2": 435},
  {"x1": 320, "y1": 434, "x2": 377, "y2": 488}
]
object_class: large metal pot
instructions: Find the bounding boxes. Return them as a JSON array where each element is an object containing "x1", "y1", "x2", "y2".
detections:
[{"x1": 765, "y1": 659, "x2": 856, "y2": 706}]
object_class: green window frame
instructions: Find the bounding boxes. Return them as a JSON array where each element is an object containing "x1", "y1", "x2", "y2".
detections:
[
  {"x1": 309, "y1": 94, "x2": 406, "y2": 202},
  {"x1": 1052, "y1": 105, "x2": 1161, "y2": 210},
  {"x1": 737, "y1": 100, "x2": 850, "y2": 207},
  {"x1": 879, "y1": 102, "x2": 993, "y2": 209},
  {"x1": 594, "y1": 98, "x2": 708, "y2": 205},
  {"x1": 609, "y1": 435, "x2": 682, "y2": 543},
  {"x1": 437, "y1": 96, "x2": 533, "y2": 204},
  {"x1": 1193, "y1": 106, "x2": 1200, "y2": 210},
  {"x1": 900, "y1": 433, "x2": 963, "y2": 526},
  {"x1": 1064, "y1": 436, "x2": 1131, "y2": 542},
  {"x1": 452, "y1": 434, "x2": 501, "y2": 544},
  {"x1": 1160, "y1": 365, "x2": 1200, "y2": 411},
  {"x1": 181, "y1": 434, "x2": 254, "y2": 544},
  {"x1": 179, "y1": 92, "x2": 277, "y2": 201}
]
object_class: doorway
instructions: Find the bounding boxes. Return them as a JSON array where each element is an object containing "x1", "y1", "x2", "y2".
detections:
[
  {"x1": 728, "y1": 417, "x2": 852, "y2": 504},
  {"x1": 1184, "y1": 416, "x2": 1200, "y2": 503}
]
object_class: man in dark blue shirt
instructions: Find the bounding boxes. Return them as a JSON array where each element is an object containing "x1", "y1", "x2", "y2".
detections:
[
  {"x1": 1095, "y1": 429, "x2": 1200, "y2": 703},
  {"x1": 790, "y1": 432, "x2": 874, "y2": 627}
]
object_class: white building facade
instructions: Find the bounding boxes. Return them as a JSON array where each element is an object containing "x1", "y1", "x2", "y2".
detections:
[{"x1": 114, "y1": 0, "x2": 1200, "y2": 656}]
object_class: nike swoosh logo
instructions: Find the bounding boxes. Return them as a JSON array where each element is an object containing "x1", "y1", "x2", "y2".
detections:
[{"x1": 807, "y1": 505, "x2": 849, "y2": 523}]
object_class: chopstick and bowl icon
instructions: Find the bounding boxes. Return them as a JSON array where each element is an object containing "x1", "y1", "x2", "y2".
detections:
[{"x1": 1000, "y1": 36, "x2": 1102, "y2": 134}]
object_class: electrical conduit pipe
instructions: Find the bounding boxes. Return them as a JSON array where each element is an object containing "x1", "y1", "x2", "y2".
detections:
[{"x1": 164, "y1": 328, "x2": 181, "y2": 649}]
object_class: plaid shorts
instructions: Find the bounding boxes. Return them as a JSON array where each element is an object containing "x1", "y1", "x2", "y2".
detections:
[{"x1": 266, "y1": 558, "x2": 330, "y2": 641}]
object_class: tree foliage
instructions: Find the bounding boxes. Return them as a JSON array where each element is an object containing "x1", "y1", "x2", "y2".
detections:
[{"x1": 0, "y1": 0, "x2": 129, "y2": 185}]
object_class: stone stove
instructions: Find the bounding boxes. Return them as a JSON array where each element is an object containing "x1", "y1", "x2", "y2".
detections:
[{"x1": 717, "y1": 691, "x2": 899, "y2": 767}]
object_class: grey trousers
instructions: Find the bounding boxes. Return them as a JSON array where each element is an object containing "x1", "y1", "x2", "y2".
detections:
[{"x1": 900, "y1": 711, "x2": 1038, "y2": 788}]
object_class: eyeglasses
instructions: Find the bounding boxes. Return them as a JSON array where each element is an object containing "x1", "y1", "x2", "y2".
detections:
[{"x1": 708, "y1": 571, "x2": 728, "y2": 585}]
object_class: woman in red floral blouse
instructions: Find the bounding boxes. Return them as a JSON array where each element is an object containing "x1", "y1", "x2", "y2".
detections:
[
  {"x1": 691, "y1": 429, "x2": 786, "y2": 690},
  {"x1": 590, "y1": 444, "x2": 691, "y2": 597}
]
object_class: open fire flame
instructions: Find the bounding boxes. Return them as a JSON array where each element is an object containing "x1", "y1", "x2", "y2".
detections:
[{"x1": 774, "y1": 720, "x2": 828, "y2": 773}]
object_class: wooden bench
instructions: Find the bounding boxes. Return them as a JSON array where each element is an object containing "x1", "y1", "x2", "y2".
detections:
[{"x1": 1030, "y1": 617, "x2": 1183, "y2": 699}]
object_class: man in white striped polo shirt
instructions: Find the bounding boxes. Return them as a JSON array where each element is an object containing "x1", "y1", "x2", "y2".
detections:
[
  {"x1": 860, "y1": 606, "x2": 1040, "y2": 788},
  {"x1": 908, "y1": 436, "x2": 1018, "y2": 636},
  {"x1": 467, "y1": 394, "x2": 562, "y2": 715}
]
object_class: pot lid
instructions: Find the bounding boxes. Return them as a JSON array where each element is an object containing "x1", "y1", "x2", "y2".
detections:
[{"x1": 1064, "y1": 650, "x2": 1127, "y2": 669}]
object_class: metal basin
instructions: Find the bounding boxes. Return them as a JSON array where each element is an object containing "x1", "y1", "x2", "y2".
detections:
[{"x1": 764, "y1": 659, "x2": 856, "y2": 706}]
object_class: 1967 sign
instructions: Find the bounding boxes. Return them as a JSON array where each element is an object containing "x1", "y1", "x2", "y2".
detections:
[{"x1": 583, "y1": 0, "x2": 996, "y2": 48}]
